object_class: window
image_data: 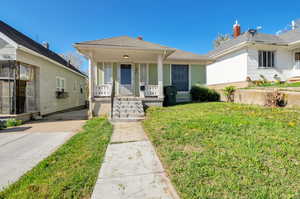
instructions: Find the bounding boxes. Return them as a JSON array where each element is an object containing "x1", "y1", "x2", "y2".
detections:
[
  {"x1": 172, "y1": 64, "x2": 189, "y2": 92},
  {"x1": 140, "y1": 64, "x2": 147, "y2": 85},
  {"x1": 56, "y1": 77, "x2": 66, "y2": 91},
  {"x1": 295, "y1": 52, "x2": 300, "y2": 62},
  {"x1": 104, "y1": 63, "x2": 112, "y2": 84},
  {"x1": 258, "y1": 51, "x2": 275, "y2": 68}
]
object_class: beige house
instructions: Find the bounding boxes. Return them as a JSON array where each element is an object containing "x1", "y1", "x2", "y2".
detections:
[
  {"x1": 0, "y1": 21, "x2": 87, "y2": 121},
  {"x1": 75, "y1": 36, "x2": 212, "y2": 119}
]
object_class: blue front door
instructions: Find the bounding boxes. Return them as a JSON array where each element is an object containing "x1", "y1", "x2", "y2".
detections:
[{"x1": 120, "y1": 64, "x2": 133, "y2": 95}]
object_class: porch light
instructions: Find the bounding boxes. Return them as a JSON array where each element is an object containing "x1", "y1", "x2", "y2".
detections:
[{"x1": 123, "y1": 54, "x2": 129, "y2": 59}]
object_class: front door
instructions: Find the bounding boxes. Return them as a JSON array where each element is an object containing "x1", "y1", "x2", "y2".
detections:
[{"x1": 120, "y1": 64, "x2": 133, "y2": 96}]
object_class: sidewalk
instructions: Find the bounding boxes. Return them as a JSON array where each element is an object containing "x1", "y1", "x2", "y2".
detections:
[{"x1": 91, "y1": 122, "x2": 180, "y2": 199}]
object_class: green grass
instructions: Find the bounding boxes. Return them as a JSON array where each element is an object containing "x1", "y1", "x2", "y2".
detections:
[
  {"x1": 143, "y1": 103, "x2": 300, "y2": 199},
  {"x1": 249, "y1": 81, "x2": 300, "y2": 88},
  {"x1": 0, "y1": 117, "x2": 112, "y2": 199}
]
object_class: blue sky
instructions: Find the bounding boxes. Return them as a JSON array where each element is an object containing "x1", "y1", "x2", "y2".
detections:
[{"x1": 1, "y1": 0, "x2": 300, "y2": 72}]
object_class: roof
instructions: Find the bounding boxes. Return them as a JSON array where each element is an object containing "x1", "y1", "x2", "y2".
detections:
[
  {"x1": 75, "y1": 36, "x2": 175, "y2": 51},
  {"x1": 208, "y1": 29, "x2": 300, "y2": 57},
  {"x1": 75, "y1": 36, "x2": 211, "y2": 61},
  {"x1": 0, "y1": 20, "x2": 86, "y2": 77}
]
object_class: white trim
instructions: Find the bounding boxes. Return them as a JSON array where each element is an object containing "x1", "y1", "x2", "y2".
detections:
[
  {"x1": 0, "y1": 32, "x2": 18, "y2": 48},
  {"x1": 18, "y1": 45, "x2": 87, "y2": 78},
  {"x1": 189, "y1": 64, "x2": 191, "y2": 90}
]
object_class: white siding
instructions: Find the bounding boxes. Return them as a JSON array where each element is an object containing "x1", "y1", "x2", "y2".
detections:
[
  {"x1": 247, "y1": 47, "x2": 293, "y2": 81},
  {"x1": 16, "y1": 49, "x2": 86, "y2": 115},
  {"x1": 207, "y1": 49, "x2": 248, "y2": 85},
  {"x1": 0, "y1": 37, "x2": 16, "y2": 60}
]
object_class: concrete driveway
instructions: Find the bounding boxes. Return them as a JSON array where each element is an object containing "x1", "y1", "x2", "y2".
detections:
[{"x1": 0, "y1": 109, "x2": 87, "y2": 190}]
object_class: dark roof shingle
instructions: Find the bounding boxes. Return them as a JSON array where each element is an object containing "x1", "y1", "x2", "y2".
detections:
[{"x1": 0, "y1": 20, "x2": 86, "y2": 76}]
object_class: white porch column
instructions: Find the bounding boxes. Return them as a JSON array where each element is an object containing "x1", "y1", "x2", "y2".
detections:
[
  {"x1": 88, "y1": 59, "x2": 95, "y2": 116},
  {"x1": 157, "y1": 54, "x2": 164, "y2": 98}
]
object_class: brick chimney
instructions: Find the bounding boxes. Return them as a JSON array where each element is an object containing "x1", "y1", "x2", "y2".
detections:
[
  {"x1": 233, "y1": 20, "x2": 241, "y2": 38},
  {"x1": 137, "y1": 36, "x2": 143, "y2": 40}
]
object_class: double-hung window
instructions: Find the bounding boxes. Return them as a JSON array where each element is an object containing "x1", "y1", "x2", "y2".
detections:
[
  {"x1": 56, "y1": 77, "x2": 66, "y2": 91},
  {"x1": 139, "y1": 64, "x2": 148, "y2": 86},
  {"x1": 295, "y1": 52, "x2": 300, "y2": 70},
  {"x1": 104, "y1": 63, "x2": 113, "y2": 84},
  {"x1": 171, "y1": 64, "x2": 189, "y2": 92},
  {"x1": 258, "y1": 51, "x2": 275, "y2": 68}
]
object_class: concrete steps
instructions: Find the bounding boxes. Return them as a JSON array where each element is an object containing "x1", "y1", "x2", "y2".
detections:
[{"x1": 112, "y1": 97, "x2": 145, "y2": 121}]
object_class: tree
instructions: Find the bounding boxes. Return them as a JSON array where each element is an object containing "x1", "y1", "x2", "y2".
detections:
[
  {"x1": 213, "y1": 33, "x2": 230, "y2": 48},
  {"x1": 60, "y1": 52, "x2": 83, "y2": 70}
]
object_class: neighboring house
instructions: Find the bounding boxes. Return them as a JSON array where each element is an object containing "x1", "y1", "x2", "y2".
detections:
[
  {"x1": 74, "y1": 36, "x2": 212, "y2": 117},
  {"x1": 0, "y1": 21, "x2": 87, "y2": 120},
  {"x1": 207, "y1": 21, "x2": 300, "y2": 88}
]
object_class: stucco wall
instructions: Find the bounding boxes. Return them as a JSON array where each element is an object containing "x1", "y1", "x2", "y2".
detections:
[
  {"x1": 247, "y1": 47, "x2": 293, "y2": 81},
  {"x1": 16, "y1": 49, "x2": 86, "y2": 115},
  {"x1": 207, "y1": 49, "x2": 248, "y2": 85}
]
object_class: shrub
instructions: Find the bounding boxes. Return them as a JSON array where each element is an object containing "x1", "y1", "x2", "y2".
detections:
[
  {"x1": 265, "y1": 89, "x2": 287, "y2": 107},
  {"x1": 6, "y1": 118, "x2": 22, "y2": 127},
  {"x1": 208, "y1": 89, "x2": 220, "y2": 101},
  {"x1": 190, "y1": 84, "x2": 220, "y2": 102},
  {"x1": 223, "y1": 86, "x2": 236, "y2": 102},
  {"x1": 0, "y1": 120, "x2": 6, "y2": 130}
]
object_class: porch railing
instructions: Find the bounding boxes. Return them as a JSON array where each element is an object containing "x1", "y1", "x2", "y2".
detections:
[
  {"x1": 144, "y1": 85, "x2": 160, "y2": 97},
  {"x1": 94, "y1": 84, "x2": 112, "y2": 97}
]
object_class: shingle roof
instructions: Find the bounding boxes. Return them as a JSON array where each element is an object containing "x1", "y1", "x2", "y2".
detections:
[
  {"x1": 75, "y1": 36, "x2": 175, "y2": 51},
  {"x1": 0, "y1": 20, "x2": 86, "y2": 76},
  {"x1": 76, "y1": 36, "x2": 211, "y2": 61},
  {"x1": 208, "y1": 30, "x2": 300, "y2": 57}
]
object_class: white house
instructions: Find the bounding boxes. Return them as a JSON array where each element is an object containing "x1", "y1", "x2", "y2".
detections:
[
  {"x1": 0, "y1": 21, "x2": 87, "y2": 121},
  {"x1": 207, "y1": 21, "x2": 300, "y2": 88}
]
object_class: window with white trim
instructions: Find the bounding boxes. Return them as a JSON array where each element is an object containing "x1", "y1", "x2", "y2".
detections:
[
  {"x1": 104, "y1": 63, "x2": 113, "y2": 84},
  {"x1": 56, "y1": 77, "x2": 66, "y2": 91},
  {"x1": 258, "y1": 51, "x2": 275, "y2": 68},
  {"x1": 172, "y1": 64, "x2": 189, "y2": 92},
  {"x1": 140, "y1": 64, "x2": 147, "y2": 85}
]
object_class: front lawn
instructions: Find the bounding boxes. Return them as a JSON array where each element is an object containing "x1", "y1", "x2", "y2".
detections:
[
  {"x1": 143, "y1": 103, "x2": 300, "y2": 199},
  {"x1": 248, "y1": 81, "x2": 300, "y2": 88},
  {"x1": 0, "y1": 117, "x2": 112, "y2": 199}
]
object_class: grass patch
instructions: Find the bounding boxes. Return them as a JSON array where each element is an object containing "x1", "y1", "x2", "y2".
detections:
[
  {"x1": 143, "y1": 103, "x2": 300, "y2": 199},
  {"x1": 248, "y1": 81, "x2": 300, "y2": 88},
  {"x1": 0, "y1": 117, "x2": 112, "y2": 199}
]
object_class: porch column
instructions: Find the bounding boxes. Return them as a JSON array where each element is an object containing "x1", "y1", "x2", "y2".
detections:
[
  {"x1": 157, "y1": 54, "x2": 164, "y2": 98},
  {"x1": 88, "y1": 59, "x2": 95, "y2": 116}
]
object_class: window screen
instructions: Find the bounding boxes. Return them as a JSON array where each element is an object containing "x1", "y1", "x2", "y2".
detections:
[{"x1": 172, "y1": 65, "x2": 189, "y2": 92}]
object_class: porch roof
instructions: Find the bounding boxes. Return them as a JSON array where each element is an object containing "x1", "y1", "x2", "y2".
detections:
[{"x1": 74, "y1": 36, "x2": 212, "y2": 63}]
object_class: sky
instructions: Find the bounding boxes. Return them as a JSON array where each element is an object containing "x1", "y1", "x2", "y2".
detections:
[{"x1": 1, "y1": 0, "x2": 300, "y2": 72}]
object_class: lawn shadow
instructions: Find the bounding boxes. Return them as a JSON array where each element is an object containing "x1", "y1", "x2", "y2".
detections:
[{"x1": 0, "y1": 126, "x2": 32, "y2": 133}]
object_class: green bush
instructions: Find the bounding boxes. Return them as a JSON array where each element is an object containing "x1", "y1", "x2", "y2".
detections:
[
  {"x1": 223, "y1": 86, "x2": 236, "y2": 102},
  {"x1": 0, "y1": 121, "x2": 6, "y2": 130},
  {"x1": 208, "y1": 89, "x2": 221, "y2": 101},
  {"x1": 6, "y1": 119, "x2": 22, "y2": 127},
  {"x1": 190, "y1": 84, "x2": 220, "y2": 102}
]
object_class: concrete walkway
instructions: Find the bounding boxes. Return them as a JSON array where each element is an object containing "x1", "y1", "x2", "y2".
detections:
[
  {"x1": 0, "y1": 109, "x2": 87, "y2": 190},
  {"x1": 92, "y1": 122, "x2": 180, "y2": 199}
]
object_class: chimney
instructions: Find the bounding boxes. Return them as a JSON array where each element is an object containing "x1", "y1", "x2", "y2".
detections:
[
  {"x1": 42, "y1": 42, "x2": 49, "y2": 49},
  {"x1": 137, "y1": 36, "x2": 143, "y2": 40},
  {"x1": 233, "y1": 20, "x2": 241, "y2": 38}
]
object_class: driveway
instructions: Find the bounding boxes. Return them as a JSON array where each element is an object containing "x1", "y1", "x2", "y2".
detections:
[{"x1": 0, "y1": 109, "x2": 87, "y2": 190}]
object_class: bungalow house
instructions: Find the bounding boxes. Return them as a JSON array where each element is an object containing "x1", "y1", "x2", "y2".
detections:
[
  {"x1": 207, "y1": 21, "x2": 300, "y2": 88},
  {"x1": 0, "y1": 21, "x2": 87, "y2": 121},
  {"x1": 74, "y1": 36, "x2": 212, "y2": 119}
]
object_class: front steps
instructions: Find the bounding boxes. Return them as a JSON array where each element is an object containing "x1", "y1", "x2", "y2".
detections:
[{"x1": 112, "y1": 97, "x2": 145, "y2": 121}]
